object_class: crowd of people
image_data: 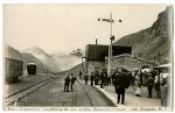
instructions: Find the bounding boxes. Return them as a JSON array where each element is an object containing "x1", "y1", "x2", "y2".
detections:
[{"x1": 64, "y1": 67, "x2": 169, "y2": 106}]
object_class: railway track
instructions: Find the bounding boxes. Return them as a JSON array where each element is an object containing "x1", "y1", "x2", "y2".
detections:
[
  {"x1": 4, "y1": 77, "x2": 60, "y2": 107},
  {"x1": 72, "y1": 80, "x2": 94, "y2": 107}
]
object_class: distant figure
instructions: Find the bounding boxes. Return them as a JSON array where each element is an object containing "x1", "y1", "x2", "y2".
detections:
[
  {"x1": 146, "y1": 74, "x2": 154, "y2": 98},
  {"x1": 94, "y1": 70, "x2": 99, "y2": 85},
  {"x1": 161, "y1": 76, "x2": 169, "y2": 107},
  {"x1": 112, "y1": 68, "x2": 119, "y2": 85},
  {"x1": 64, "y1": 75, "x2": 70, "y2": 92},
  {"x1": 100, "y1": 69, "x2": 106, "y2": 88},
  {"x1": 135, "y1": 73, "x2": 141, "y2": 97},
  {"x1": 79, "y1": 71, "x2": 82, "y2": 79},
  {"x1": 84, "y1": 74, "x2": 89, "y2": 85},
  {"x1": 90, "y1": 72, "x2": 95, "y2": 86},
  {"x1": 154, "y1": 74, "x2": 160, "y2": 98},
  {"x1": 130, "y1": 71, "x2": 135, "y2": 88},
  {"x1": 104, "y1": 69, "x2": 108, "y2": 86},
  {"x1": 115, "y1": 68, "x2": 129, "y2": 104},
  {"x1": 70, "y1": 73, "x2": 77, "y2": 92}
]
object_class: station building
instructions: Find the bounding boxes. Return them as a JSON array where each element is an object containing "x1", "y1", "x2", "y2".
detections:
[
  {"x1": 85, "y1": 44, "x2": 154, "y2": 74},
  {"x1": 85, "y1": 44, "x2": 132, "y2": 74}
]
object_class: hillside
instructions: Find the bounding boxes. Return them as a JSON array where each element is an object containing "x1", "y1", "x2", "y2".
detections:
[
  {"x1": 24, "y1": 46, "x2": 82, "y2": 71},
  {"x1": 21, "y1": 52, "x2": 45, "y2": 73},
  {"x1": 114, "y1": 7, "x2": 173, "y2": 64},
  {"x1": 23, "y1": 46, "x2": 61, "y2": 72},
  {"x1": 4, "y1": 45, "x2": 46, "y2": 73},
  {"x1": 68, "y1": 63, "x2": 83, "y2": 74},
  {"x1": 4, "y1": 44, "x2": 22, "y2": 60}
]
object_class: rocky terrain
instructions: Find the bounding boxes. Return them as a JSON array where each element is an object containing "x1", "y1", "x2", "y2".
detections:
[{"x1": 114, "y1": 6, "x2": 173, "y2": 64}]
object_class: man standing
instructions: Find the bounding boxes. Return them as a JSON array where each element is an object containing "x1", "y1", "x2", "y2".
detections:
[
  {"x1": 94, "y1": 70, "x2": 99, "y2": 85},
  {"x1": 64, "y1": 75, "x2": 70, "y2": 92},
  {"x1": 115, "y1": 68, "x2": 129, "y2": 105},
  {"x1": 70, "y1": 73, "x2": 77, "y2": 92},
  {"x1": 84, "y1": 74, "x2": 89, "y2": 85},
  {"x1": 147, "y1": 74, "x2": 154, "y2": 98},
  {"x1": 100, "y1": 69, "x2": 106, "y2": 88},
  {"x1": 90, "y1": 71, "x2": 95, "y2": 86},
  {"x1": 79, "y1": 71, "x2": 82, "y2": 79},
  {"x1": 154, "y1": 74, "x2": 160, "y2": 98}
]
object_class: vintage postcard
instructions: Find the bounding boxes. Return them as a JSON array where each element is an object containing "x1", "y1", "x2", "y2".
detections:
[{"x1": 3, "y1": 4, "x2": 174, "y2": 111}]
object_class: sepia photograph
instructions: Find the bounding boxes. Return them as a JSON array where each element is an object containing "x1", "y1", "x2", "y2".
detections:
[{"x1": 2, "y1": 3, "x2": 174, "y2": 111}]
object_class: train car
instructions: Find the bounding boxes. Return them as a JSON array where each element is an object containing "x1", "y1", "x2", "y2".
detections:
[
  {"x1": 5, "y1": 57, "x2": 23, "y2": 83},
  {"x1": 27, "y1": 63, "x2": 37, "y2": 75}
]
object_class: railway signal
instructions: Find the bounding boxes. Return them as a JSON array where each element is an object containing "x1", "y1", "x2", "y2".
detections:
[{"x1": 97, "y1": 13, "x2": 122, "y2": 77}]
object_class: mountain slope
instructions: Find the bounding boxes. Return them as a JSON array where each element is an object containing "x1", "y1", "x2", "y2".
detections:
[
  {"x1": 4, "y1": 45, "x2": 46, "y2": 73},
  {"x1": 4, "y1": 44, "x2": 22, "y2": 60},
  {"x1": 51, "y1": 48, "x2": 83, "y2": 71},
  {"x1": 21, "y1": 52, "x2": 45, "y2": 73},
  {"x1": 114, "y1": 7, "x2": 173, "y2": 64},
  {"x1": 23, "y1": 47, "x2": 83, "y2": 72},
  {"x1": 24, "y1": 46, "x2": 61, "y2": 72}
]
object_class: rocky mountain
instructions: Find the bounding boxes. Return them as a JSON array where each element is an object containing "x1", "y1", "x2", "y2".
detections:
[{"x1": 114, "y1": 7, "x2": 173, "y2": 64}]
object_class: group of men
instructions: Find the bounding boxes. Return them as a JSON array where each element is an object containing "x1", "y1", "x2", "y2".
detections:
[
  {"x1": 88, "y1": 69, "x2": 111, "y2": 87},
  {"x1": 64, "y1": 73, "x2": 77, "y2": 92},
  {"x1": 86, "y1": 68, "x2": 131, "y2": 104}
]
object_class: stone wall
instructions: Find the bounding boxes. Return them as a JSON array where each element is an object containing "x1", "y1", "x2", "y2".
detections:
[
  {"x1": 105, "y1": 54, "x2": 154, "y2": 71},
  {"x1": 87, "y1": 61, "x2": 105, "y2": 75}
]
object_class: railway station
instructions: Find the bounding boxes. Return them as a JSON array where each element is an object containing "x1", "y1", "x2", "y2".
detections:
[{"x1": 3, "y1": 5, "x2": 173, "y2": 110}]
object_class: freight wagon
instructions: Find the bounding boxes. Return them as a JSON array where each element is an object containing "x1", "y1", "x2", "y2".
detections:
[{"x1": 5, "y1": 57, "x2": 23, "y2": 83}]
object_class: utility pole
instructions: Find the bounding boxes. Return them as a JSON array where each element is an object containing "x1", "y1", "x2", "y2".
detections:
[
  {"x1": 98, "y1": 13, "x2": 122, "y2": 77},
  {"x1": 47, "y1": 67, "x2": 48, "y2": 76}
]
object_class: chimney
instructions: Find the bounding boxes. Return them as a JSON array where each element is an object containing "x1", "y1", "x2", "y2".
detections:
[{"x1": 96, "y1": 38, "x2": 98, "y2": 45}]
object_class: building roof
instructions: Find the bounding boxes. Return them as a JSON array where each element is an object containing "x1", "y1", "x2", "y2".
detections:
[
  {"x1": 85, "y1": 44, "x2": 132, "y2": 61},
  {"x1": 158, "y1": 63, "x2": 171, "y2": 68}
]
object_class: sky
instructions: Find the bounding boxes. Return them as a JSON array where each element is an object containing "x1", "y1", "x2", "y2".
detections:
[{"x1": 3, "y1": 4, "x2": 168, "y2": 54}]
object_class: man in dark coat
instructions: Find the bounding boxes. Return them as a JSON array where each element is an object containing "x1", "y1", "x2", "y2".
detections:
[
  {"x1": 115, "y1": 68, "x2": 129, "y2": 104},
  {"x1": 90, "y1": 71, "x2": 95, "y2": 86},
  {"x1": 94, "y1": 70, "x2": 99, "y2": 85},
  {"x1": 84, "y1": 74, "x2": 89, "y2": 85},
  {"x1": 64, "y1": 75, "x2": 70, "y2": 92},
  {"x1": 70, "y1": 73, "x2": 77, "y2": 92},
  {"x1": 79, "y1": 71, "x2": 82, "y2": 79},
  {"x1": 146, "y1": 74, "x2": 154, "y2": 98},
  {"x1": 112, "y1": 70, "x2": 117, "y2": 86},
  {"x1": 100, "y1": 69, "x2": 106, "y2": 88}
]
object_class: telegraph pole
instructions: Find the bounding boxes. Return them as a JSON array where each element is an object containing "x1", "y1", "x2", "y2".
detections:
[{"x1": 98, "y1": 13, "x2": 122, "y2": 76}]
